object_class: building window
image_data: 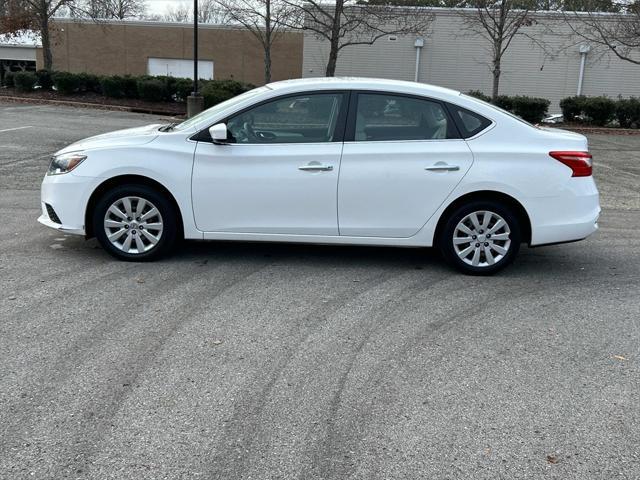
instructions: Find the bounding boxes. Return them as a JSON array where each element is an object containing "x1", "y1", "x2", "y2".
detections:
[{"x1": 147, "y1": 58, "x2": 214, "y2": 80}]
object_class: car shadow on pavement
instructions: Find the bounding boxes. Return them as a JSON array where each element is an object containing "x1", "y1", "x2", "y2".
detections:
[{"x1": 50, "y1": 234, "x2": 611, "y2": 280}]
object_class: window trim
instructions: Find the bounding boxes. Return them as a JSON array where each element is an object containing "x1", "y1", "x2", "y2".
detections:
[
  {"x1": 191, "y1": 90, "x2": 351, "y2": 145},
  {"x1": 344, "y1": 90, "x2": 462, "y2": 143}
]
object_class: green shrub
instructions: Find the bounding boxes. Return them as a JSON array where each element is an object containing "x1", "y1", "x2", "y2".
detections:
[
  {"x1": 52, "y1": 71, "x2": 81, "y2": 94},
  {"x1": 155, "y1": 75, "x2": 178, "y2": 101},
  {"x1": 100, "y1": 76, "x2": 125, "y2": 98},
  {"x1": 4, "y1": 71, "x2": 15, "y2": 88},
  {"x1": 137, "y1": 78, "x2": 167, "y2": 102},
  {"x1": 175, "y1": 78, "x2": 195, "y2": 102},
  {"x1": 582, "y1": 96, "x2": 616, "y2": 126},
  {"x1": 122, "y1": 75, "x2": 138, "y2": 98},
  {"x1": 493, "y1": 95, "x2": 514, "y2": 112},
  {"x1": 202, "y1": 83, "x2": 235, "y2": 108},
  {"x1": 77, "y1": 72, "x2": 102, "y2": 93},
  {"x1": 467, "y1": 90, "x2": 491, "y2": 102},
  {"x1": 491, "y1": 95, "x2": 549, "y2": 124},
  {"x1": 101, "y1": 75, "x2": 138, "y2": 98},
  {"x1": 559, "y1": 96, "x2": 586, "y2": 122},
  {"x1": 201, "y1": 79, "x2": 254, "y2": 108},
  {"x1": 509, "y1": 96, "x2": 550, "y2": 124},
  {"x1": 214, "y1": 79, "x2": 250, "y2": 96},
  {"x1": 615, "y1": 97, "x2": 640, "y2": 128},
  {"x1": 14, "y1": 71, "x2": 37, "y2": 92},
  {"x1": 36, "y1": 69, "x2": 54, "y2": 90}
]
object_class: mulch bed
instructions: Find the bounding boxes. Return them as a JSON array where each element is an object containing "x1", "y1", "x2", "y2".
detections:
[{"x1": 0, "y1": 88, "x2": 186, "y2": 117}]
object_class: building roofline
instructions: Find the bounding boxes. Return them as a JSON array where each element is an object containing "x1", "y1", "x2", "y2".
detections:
[
  {"x1": 51, "y1": 17, "x2": 301, "y2": 32},
  {"x1": 311, "y1": 4, "x2": 629, "y2": 19}
]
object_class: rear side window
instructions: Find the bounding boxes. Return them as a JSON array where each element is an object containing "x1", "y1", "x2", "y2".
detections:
[
  {"x1": 448, "y1": 104, "x2": 492, "y2": 138},
  {"x1": 353, "y1": 93, "x2": 458, "y2": 141}
]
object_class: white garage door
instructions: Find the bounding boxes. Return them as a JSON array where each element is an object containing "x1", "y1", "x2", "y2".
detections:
[{"x1": 147, "y1": 58, "x2": 214, "y2": 79}]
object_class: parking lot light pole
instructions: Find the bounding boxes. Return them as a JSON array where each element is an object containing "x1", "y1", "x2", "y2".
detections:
[{"x1": 187, "y1": 0, "x2": 204, "y2": 117}]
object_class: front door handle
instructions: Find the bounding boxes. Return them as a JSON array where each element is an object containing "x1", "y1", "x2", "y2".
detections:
[
  {"x1": 424, "y1": 164, "x2": 460, "y2": 172},
  {"x1": 299, "y1": 164, "x2": 333, "y2": 172}
]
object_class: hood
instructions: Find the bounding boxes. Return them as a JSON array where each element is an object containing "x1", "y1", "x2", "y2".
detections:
[{"x1": 55, "y1": 124, "x2": 163, "y2": 155}]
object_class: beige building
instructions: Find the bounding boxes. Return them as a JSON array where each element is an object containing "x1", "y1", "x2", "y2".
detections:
[
  {"x1": 302, "y1": 9, "x2": 640, "y2": 112},
  {"x1": 38, "y1": 19, "x2": 303, "y2": 85}
]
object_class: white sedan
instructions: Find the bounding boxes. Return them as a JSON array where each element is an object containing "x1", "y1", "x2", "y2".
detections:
[{"x1": 39, "y1": 78, "x2": 600, "y2": 274}]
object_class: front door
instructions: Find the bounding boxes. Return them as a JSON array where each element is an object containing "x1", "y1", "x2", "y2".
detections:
[
  {"x1": 192, "y1": 92, "x2": 347, "y2": 235},
  {"x1": 338, "y1": 92, "x2": 474, "y2": 237}
]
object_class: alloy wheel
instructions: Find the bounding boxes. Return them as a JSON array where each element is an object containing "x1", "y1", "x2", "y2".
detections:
[
  {"x1": 103, "y1": 196, "x2": 164, "y2": 254},
  {"x1": 452, "y1": 210, "x2": 512, "y2": 267}
]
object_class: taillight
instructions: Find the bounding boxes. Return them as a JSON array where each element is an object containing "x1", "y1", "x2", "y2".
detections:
[{"x1": 549, "y1": 151, "x2": 593, "y2": 177}]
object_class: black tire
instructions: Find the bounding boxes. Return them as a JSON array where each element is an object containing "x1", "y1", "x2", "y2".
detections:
[
  {"x1": 438, "y1": 200, "x2": 521, "y2": 275},
  {"x1": 93, "y1": 184, "x2": 179, "y2": 261}
]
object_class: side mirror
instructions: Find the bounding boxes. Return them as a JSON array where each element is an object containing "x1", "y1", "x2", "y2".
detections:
[{"x1": 209, "y1": 123, "x2": 228, "y2": 144}]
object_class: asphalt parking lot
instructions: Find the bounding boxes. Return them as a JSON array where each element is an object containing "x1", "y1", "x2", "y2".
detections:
[{"x1": 1, "y1": 102, "x2": 639, "y2": 480}]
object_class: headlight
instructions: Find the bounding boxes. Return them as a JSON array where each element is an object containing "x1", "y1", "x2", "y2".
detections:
[{"x1": 48, "y1": 152, "x2": 87, "y2": 175}]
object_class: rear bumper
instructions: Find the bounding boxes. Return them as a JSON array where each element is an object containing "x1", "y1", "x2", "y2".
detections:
[{"x1": 528, "y1": 177, "x2": 600, "y2": 246}]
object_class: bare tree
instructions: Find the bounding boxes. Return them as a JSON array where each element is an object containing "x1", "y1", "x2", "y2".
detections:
[
  {"x1": 163, "y1": 0, "x2": 231, "y2": 23},
  {"x1": 0, "y1": 0, "x2": 32, "y2": 33},
  {"x1": 214, "y1": 0, "x2": 297, "y2": 82},
  {"x1": 80, "y1": 0, "x2": 146, "y2": 19},
  {"x1": 10, "y1": 0, "x2": 89, "y2": 70},
  {"x1": 458, "y1": 1, "x2": 541, "y2": 99},
  {"x1": 283, "y1": 0, "x2": 433, "y2": 76},
  {"x1": 564, "y1": 1, "x2": 640, "y2": 65}
]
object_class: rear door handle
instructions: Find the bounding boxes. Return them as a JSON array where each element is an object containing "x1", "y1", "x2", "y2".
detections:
[
  {"x1": 424, "y1": 164, "x2": 460, "y2": 172},
  {"x1": 299, "y1": 164, "x2": 333, "y2": 172}
]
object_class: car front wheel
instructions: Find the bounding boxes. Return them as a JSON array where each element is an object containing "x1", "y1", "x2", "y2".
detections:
[
  {"x1": 93, "y1": 184, "x2": 178, "y2": 261},
  {"x1": 439, "y1": 200, "x2": 521, "y2": 275}
]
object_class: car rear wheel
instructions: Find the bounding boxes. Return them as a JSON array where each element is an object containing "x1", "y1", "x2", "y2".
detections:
[
  {"x1": 439, "y1": 200, "x2": 521, "y2": 275},
  {"x1": 93, "y1": 184, "x2": 178, "y2": 261}
]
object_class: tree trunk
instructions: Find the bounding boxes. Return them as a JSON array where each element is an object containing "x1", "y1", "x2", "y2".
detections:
[
  {"x1": 325, "y1": 0, "x2": 343, "y2": 76},
  {"x1": 41, "y1": 14, "x2": 53, "y2": 71},
  {"x1": 264, "y1": 46, "x2": 272, "y2": 84},
  {"x1": 491, "y1": 57, "x2": 500, "y2": 100}
]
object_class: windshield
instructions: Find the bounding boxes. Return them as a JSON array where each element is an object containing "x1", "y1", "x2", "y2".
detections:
[
  {"x1": 460, "y1": 94, "x2": 537, "y2": 128},
  {"x1": 173, "y1": 86, "x2": 271, "y2": 131}
]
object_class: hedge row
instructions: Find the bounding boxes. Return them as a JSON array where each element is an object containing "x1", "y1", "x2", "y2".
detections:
[
  {"x1": 467, "y1": 90, "x2": 550, "y2": 124},
  {"x1": 560, "y1": 96, "x2": 640, "y2": 128},
  {"x1": 2, "y1": 70, "x2": 254, "y2": 106},
  {"x1": 468, "y1": 90, "x2": 640, "y2": 128}
]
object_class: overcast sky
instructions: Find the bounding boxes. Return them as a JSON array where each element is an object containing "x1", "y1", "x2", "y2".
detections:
[{"x1": 146, "y1": 0, "x2": 181, "y2": 15}]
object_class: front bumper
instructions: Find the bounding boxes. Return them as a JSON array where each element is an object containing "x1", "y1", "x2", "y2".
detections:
[
  {"x1": 37, "y1": 213, "x2": 85, "y2": 235},
  {"x1": 38, "y1": 172, "x2": 95, "y2": 236}
]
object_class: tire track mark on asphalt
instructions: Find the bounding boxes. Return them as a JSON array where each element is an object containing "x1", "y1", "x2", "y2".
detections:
[
  {"x1": 201, "y1": 266, "x2": 407, "y2": 479},
  {"x1": 310, "y1": 278, "x2": 595, "y2": 480},
  {"x1": 3, "y1": 259, "x2": 271, "y2": 480},
  {"x1": 74, "y1": 261, "x2": 272, "y2": 480},
  {"x1": 303, "y1": 273, "x2": 453, "y2": 480}
]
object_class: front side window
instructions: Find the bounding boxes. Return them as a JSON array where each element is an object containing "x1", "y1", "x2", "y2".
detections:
[
  {"x1": 226, "y1": 93, "x2": 344, "y2": 144},
  {"x1": 354, "y1": 93, "x2": 455, "y2": 141}
]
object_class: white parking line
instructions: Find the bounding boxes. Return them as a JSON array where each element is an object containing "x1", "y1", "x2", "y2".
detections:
[{"x1": 0, "y1": 126, "x2": 33, "y2": 133}]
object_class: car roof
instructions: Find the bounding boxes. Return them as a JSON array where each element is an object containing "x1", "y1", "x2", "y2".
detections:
[{"x1": 266, "y1": 77, "x2": 462, "y2": 101}]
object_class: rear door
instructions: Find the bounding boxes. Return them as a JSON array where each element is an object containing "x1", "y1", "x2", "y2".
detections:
[{"x1": 338, "y1": 92, "x2": 474, "y2": 237}]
